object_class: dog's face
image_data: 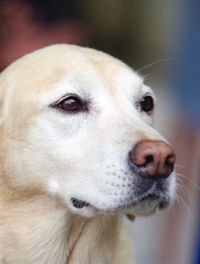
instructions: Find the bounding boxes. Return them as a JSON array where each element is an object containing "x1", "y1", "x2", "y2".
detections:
[{"x1": 0, "y1": 45, "x2": 176, "y2": 217}]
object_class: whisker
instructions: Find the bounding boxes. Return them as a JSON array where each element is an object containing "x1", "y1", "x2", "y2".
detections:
[
  {"x1": 137, "y1": 57, "x2": 173, "y2": 74},
  {"x1": 175, "y1": 181, "x2": 194, "y2": 222},
  {"x1": 177, "y1": 195, "x2": 194, "y2": 223},
  {"x1": 171, "y1": 179, "x2": 189, "y2": 215},
  {"x1": 172, "y1": 188, "x2": 186, "y2": 217},
  {"x1": 143, "y1": 72, "x2": 158, "y2": 79},
  {"x1": 177, "y1": 180, "x2": 188, "y2": 193},
  {"x1": 177, "y1": 177, "x2": 192, "y2": 202},
  {"x1": 175, "y1": 164, "x2": 188, "y2": 169},
  {"x1": 177, "y1": 173, "x2": 200, "y2": 192},
  {"x1": 144, "y1": 73, "x2": 162, "y2": 82},
  {"x1": 176, "y1": 181, "x2": 189, "y2": 201},
  {"x1": 174, "y1": 192, "x2": 184, "y2": 215}
]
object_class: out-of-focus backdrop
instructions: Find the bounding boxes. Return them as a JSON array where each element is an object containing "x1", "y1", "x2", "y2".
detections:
[{"x1": 1, "y1": 1, "x2": 200, "y2": 263}]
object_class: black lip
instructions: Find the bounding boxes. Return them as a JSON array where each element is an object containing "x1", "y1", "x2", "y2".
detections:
[
  {"x1": 158, "y1": 197, "x2": 170, "y2": 209},
  {"x1": 137, "y1": 192, "x2": 170, "y2": 209},
  {"x1": 71, "y1": 198, "x2": 89, "y2": 209},
  {"x1": 138, "y1": 193, "x2": 160, "y2": 202},
  {"x1": 123, "y1": 189, "x2": 169, "y2": 207}
]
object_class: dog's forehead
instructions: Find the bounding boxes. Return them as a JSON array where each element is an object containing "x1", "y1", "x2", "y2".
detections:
[
  {"x1": 2, "y1": 45, "x2": 142, "y2": 98},
  {"x1": 38, "y1": 45, "x2": 144, "y2": 103},
  {"x1": 37, "y1": 45, "x2": 143, "y2": 97}
]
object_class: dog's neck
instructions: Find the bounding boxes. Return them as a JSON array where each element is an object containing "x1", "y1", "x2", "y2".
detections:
[
  {"x1": 66, "y1": 212, "x2": 121, "y2": 264},
  {"x1": 0, "y1": 185, "x2": 122, "y2": 264}
]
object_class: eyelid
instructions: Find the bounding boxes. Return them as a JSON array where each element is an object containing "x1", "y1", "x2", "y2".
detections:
[
  {"x1": 143, "y1": 92, "x2": 154, "y2": 98},
  {"x1": 135, "y1": 92, "x2": 155, "y2": 110},
  {"x1": 141, "y1": 92, "x2": 155, "y2": 103},
  {"x1": 49, "y1": 93, "x2": 90, "y2": 114},
  {"x1": 135, "y1": 93, "x2": 150, "y2": 105},
  {"x1": 49, "y1": 93, "x2": 84, "y2": 108}
]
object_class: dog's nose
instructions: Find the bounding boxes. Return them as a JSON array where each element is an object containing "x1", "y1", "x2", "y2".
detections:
[{"x1": 130, "y1": 140, "x2": 176, "y2": 178}]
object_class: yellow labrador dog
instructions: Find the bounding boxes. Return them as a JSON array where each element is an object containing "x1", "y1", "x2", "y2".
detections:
[{"x1": 0, "y1": 45, "x2": 176, "y2": 264}]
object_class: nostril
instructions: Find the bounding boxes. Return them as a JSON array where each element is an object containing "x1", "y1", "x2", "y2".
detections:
[
  {"x1": 165, "y1": 154, "x2": 176, "y2": 171},
  {"x1": 145, "y1": 155, "x2": 154, "y2": 165},
  {"x1": 166, "y1": 154, "x2": 176, "y2": 164}
]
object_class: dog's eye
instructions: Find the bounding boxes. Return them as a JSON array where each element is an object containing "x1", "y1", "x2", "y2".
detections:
[
  {"x1": 57, "y1": 96, "x2": 85, "y2": 112},
  {"x1": 140, "y1": 95, "x2": 154, "y2": 113}
]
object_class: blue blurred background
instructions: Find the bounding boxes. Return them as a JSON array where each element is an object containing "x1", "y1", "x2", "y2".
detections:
[{"x1": 0, "y1": 0, "x2": 199, "y2": 263}]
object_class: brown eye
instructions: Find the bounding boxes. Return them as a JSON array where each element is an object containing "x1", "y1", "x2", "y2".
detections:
[
  {"x1": 58, "y1": 96, "x2": 84, "y2": 112},
  {"x1": 140, "y1": 95, "x2": 154, "y2": 113}
]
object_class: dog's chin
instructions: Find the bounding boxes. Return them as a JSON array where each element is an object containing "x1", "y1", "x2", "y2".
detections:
[
  {"x1": 68, "y1": 194, "x2": 171, "y2": 218},
  {"x1": 122, "y1": 195, "x2": 171, "y2": 216},
  {"x1": 124, "y1": 192, "x2": 171, "y2": 213}
]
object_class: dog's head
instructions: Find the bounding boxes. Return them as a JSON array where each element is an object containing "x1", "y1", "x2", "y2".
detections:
[{"x1": 0, "y1": 45, "x2": 176, "y2": 217}]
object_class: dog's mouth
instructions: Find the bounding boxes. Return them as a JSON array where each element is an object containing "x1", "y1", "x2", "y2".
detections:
[
  {"x1": 134, "y1": 192, "x2": 169, "y2": 209},
  {"x1": 71, "y1": 198, "x2": 90, "y2": 209},
  {"x1": 71, "y1": 192, "x2": 169, "y2": 212},
  {"x1": 70, "y1": 178, "x2": 172, "y2": 214}
]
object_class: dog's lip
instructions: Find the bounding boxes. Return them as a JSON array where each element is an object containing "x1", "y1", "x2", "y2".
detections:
[
  {"x1": 135, "y1": 192, "x2": 170, "y2": 209},
  {"x1": 137, "y1": 193, "x2": 160, "y2": 202},
  {"x1": 71, "y1": 198, "x2": 90, "y2": 209},
  {"x1": 71, "y1": 190, "x2": 169, "y2": 212},
  {"x1": 121, "y1": 193, "x2": 160, "y2": 209}
]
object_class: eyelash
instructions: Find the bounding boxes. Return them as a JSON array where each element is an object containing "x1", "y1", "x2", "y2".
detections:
[
  {"x1": 50, "y1": 93, "x2": 154, "y2": 115},
  {"x1": 50, "y1": 94, "x2": 88, "y2": 113}
]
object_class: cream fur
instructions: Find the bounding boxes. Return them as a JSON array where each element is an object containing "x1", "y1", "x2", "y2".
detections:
[{"x1": 0, "y1": 44, "x2": 176, "y2": 263}]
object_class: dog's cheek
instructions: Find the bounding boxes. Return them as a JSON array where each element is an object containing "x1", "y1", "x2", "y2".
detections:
[{"x1": 47, "y1": 179, "x2": 62, "y2": 195}]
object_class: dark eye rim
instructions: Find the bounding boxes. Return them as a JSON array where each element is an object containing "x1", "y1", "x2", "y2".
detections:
[
  {"x1": 50, "y1": 93, "x2": 88, "y2": 113},
  {"x1": 139, "y1": 94, "x2": 154, "y2": 113}
]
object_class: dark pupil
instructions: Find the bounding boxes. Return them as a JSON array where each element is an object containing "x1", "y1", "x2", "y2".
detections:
[
  {"x1": 61, "y1": 98, "x2": 81, "y2": 111},
  {"x1": 141, "y1": 96, "x2": 154, "y2": 112}
]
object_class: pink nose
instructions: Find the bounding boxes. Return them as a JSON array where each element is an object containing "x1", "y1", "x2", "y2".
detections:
[{"x1": 130, "y1": 140, "x2": 176, "y2": 178}]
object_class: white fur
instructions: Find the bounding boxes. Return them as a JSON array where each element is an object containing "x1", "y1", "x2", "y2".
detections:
[{"x1": 0, "y1": 44, "x2": 176, "y2": 263}]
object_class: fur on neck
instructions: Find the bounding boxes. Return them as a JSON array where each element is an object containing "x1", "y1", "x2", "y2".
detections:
[{"x1": 0, "y1": 185, "x2": 122, "y2": 264}]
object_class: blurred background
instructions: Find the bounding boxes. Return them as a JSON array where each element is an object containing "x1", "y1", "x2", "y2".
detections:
[{"x1": 0, "y1": 0, "x2": 200, "y2": 263}]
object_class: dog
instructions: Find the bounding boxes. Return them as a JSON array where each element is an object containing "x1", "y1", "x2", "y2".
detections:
[{"x1": 0, "y1": 44, "x2": 176, "y2": 264}]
